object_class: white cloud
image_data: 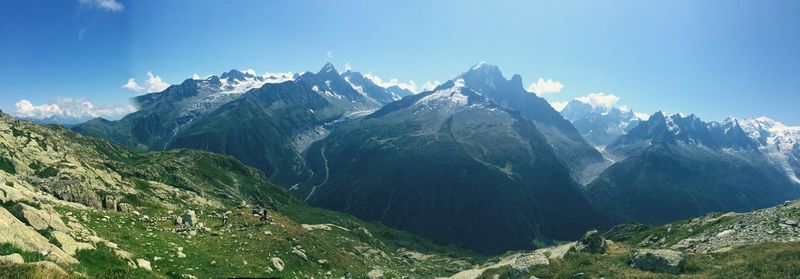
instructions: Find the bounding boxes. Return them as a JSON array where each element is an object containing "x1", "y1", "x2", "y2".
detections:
[
  {"x1": 527, "y1": 78, "x2": 564, "y2": 95},
  {"x1": 326, "y1": 51, "x2": 333, "y2": 59},
  {"x1": 421, "y1": 80, "x2": 441, "y2": 92},
  {"x1": 363, "y1": 72, "x2": 418, "y2": 93},
  {"x1": 634, "y1": 112, "x2": 651, "y2": 120},
  {"x1": 121, "y1": 78, "x2": 143, "y2": 91},
  {"x1": 14, "y1": 98, "x2": 136, "y2": 120},
  {"x1": 343, "y1": 63, "x2": 352, "y2": 72},
  {"x1": 192, "y1": 73, "x2": 202, "y2": 80},
  {"x1": 575, "y1": 92, "x2": 620, "y2": 109},
  {"x1": 121, "y1": 71, "x2": 171, "y2": 94},
  {"x1": 550, "y1": 101, "x2": 568, "y2": 111},
  {"x1": 78, "y1": 0, "x2": 124, "y2": 12},
  {"x1": 243, "y1": 69, "x2": 257, "y2": 76}
]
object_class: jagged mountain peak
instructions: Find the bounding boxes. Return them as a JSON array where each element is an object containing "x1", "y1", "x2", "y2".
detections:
[
  {"x1": 469, "y1": 61, "x2": 501, "y2": 73},
  {"x1": 220, "y1": 69, "x2": 256, "y2": 81},
  {"x1": 318, "y1": 62, "x2": 339, "y2": 76}
]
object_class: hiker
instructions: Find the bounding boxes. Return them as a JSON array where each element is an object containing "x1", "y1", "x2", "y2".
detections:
[
  {"x1": 222, "y1": 211, "x2": 229, "y2": 226},
  {"x1": 260, "y1": 209, "x2": 271, "y2": 224}
]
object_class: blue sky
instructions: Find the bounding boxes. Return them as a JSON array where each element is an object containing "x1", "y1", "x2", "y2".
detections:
[{"x1": 1, "y1": 0, "x2": 798, "y2": 124}]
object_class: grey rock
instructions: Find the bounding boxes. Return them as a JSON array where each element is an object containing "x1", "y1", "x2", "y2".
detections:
[
  {"x1": 103, "y1": 195, "x2": 118, "y2": 210},
  {"x1": 630, "y1": 249, "x2": 685, "y2": 274},
  {"x1": 51, "y1": 231, "x2": 79, "y2": 256},
  {"x1": 118, "y1": 203, "x2": 134, "y2": 213},
  {"x1": 365, "y1": 268, "x2": 384, "y2": 279},
  {"x1": 0, "y1": 253, "x2": 24, "y2": 264},
  {"x1": 136, "y1": 258, "x2": 152, "y2": 271},
  {"x1": 567, "y1": 230, "x2": 608, "y2": 255},
  {"x1": 181, "y1": 210, "x2": 198, "y2": 226},
  {"x1": 11, "y1": 203, "x2": 49, "y2": 230},
  {"x1": 270, "y1": 257, "x2": 285, "y2": 271},
  {"x1": 510, "y1": 252, "x2": 549, "y2": 278},
  {"x1": 40, "y1": 179, "x2": 103, "y2": 209}
]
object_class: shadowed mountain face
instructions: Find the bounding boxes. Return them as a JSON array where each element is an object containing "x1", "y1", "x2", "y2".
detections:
[
  {"x1": 588, "y1": 112, "x2": 800, "y2": 224},
  {"x1": 303, "y1": 80, "x2": 611, "y2": 254},
  {"x1": 455, "y1": 63, "x2": 605, "y2": 178}
]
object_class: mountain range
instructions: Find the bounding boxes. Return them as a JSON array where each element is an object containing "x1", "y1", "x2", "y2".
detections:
[
  {"x1": 4, "y1": 108, "x2": 800, "y2": 278},
  {"x1": 65, "y1": 62, "x2": 800, "y2": 254},
  {"x1": 587, "y1": 112, "x2": 800, "y2": 223},
  {"x1": 559, "y1": 99, "x2": 644, "y2": 147}
]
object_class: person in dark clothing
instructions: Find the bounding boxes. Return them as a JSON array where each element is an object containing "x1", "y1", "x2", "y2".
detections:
[{"x1": 260, "y1": 209, "x2": 271, "y2": 224}]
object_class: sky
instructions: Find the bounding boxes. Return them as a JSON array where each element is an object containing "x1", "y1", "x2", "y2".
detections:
[{"x1": 1, "y1": 0, "x2": 798, "y2": 124}]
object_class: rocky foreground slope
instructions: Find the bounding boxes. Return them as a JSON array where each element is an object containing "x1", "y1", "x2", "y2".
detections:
[
  {"x1": 442, "y1": 199, "x2": 800, "y2": 278},
  {"x1": 0, "y1": 112, "x2": 476, "y2": 278}
]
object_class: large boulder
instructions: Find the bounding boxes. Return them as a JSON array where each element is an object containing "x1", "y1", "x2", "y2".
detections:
[
  {"x1": 10, "y1": 203, "x2": 49, "y2": 230},
  {"x1": 181, "y1": 210, "x2": 198, "y2": 226},
  {"x1": 103, "y1": 195, "x2": 118, "y2": 210},
  {"x1": 270, "y1": 257, "x2": 285, "y2": 271},
  {"x1": 40, "y1": 179, "x2": 102, "y2": 209},
  {"x1": 0, "y1": 207, "x2": 77, "y2": 264},
  {"x1": 0, "y1": 253, "x2": 24, "y2": 264},
  {"x1": 509, "y1": 252, "x2": 549, "y2": 278},
  {"x1": 568, "y1": 230, "x2": 608, "y2": 255},
  {"x1": 10, "y1": 203, "x2": 69, "y2": 232},
  {"x1": 118, "y1": 203, "x2": 134, "y2": 213},
  {"x1": 136, "y1": 258, "x2": 152, "y2": 271},
  {"x1": 630, "y1": 249, "x2": 685, "y2": 274},
  {"x1": 365, "y1": 268, "x2": 384, "y2": 279},
  {"x1": 51, "y1": 231, "x2": 79, "y2": 256}
]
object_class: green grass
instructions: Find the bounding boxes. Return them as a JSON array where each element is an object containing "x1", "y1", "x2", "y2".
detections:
[
  {"x1": 473, "y1": 240, "x2": 800, "y2": 279},
  {"x1": 0, "y1": 156, "x2": 16, "y2": 174},
  {"x1": 74, "y1": 245, "x2": 158, "y2": 279},
  {"x1": 0, "y1": 243, "x2": 46, "y2": 263}
]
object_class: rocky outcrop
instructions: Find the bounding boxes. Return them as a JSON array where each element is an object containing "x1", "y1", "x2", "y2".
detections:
[
  {"x1": 39, "y1": 179, "x2": 102, "y2": 209},
  {"x1": 0, "y1": 207, "x2": 77, "y2": 264},
  {"x1": 103, "y1": 195, "x2": 118, "y2": 210},
  {"x1": 136, "y1": 258, "x2": 152, "y2": 271},
  {"x1": 181, "y1": 210, "x2": 198, "y2": 226},
  {"x1": 629, "y1": 249, "x2": 685, "y2": 274},
  {"x1": 567, "y1": 229, "x2": 608, "y2": 255},
  {"x1": 118, "y1": 203, "x2": 134, "y2": 213},
  {"x1": 365, "y1": 268, "x2": 384, "y2": 279},
  {"x1": 0, "y1": 253, "x2": 24, "y2": 264},
  {"x1": 10, "y1": 203, "x2": 68, "y2": 232},
  {"x1": 509, "y1": 252, "x2": 549, "y2": 278},
  {"x1": 51, "y1": 231, "x2": 91, "y2": 256}
]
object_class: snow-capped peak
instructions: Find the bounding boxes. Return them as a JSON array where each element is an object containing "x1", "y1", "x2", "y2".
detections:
[
  {"x1": 417, "y1": 79, "x2": 471, "y2": 106},
  {"x1": 726, "y1": 116, "x2": 800, "y2": 183},
  {"x1": 471, "y1": 61, "x2": 491, "y2": 70}
]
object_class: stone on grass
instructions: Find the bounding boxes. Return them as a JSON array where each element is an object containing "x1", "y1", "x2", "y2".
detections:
[
  {"x1": 630, "y1": 249, "x2": 685, "y2": 274},
  {"x1": 270, "y1": 257, "x2": 285, "y2": 271},
  {"x1": 136, "y1": 258, "x2": 152, "y2": 271},
  {"x1": 365, "y1": 268, "x2": 384, "y2": 279},
  {"x1": 0, "y1": 253, "x2": 24, "y2": 264},
  {"x1": 181, "y1": 210, "x2": 198, "y2": 226},
  {"x1": 567, "y1": 229, "x2": 608, "y2": 256},
  {"x1": 51, "y1": 231, "x2": 78, "y2": 256},
  {"x1": 510, "y1": 252, "x2": 549, "y2": 278},
  {"x1": 11, "y1": 203, "x2": 49, "y2": 230}
]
